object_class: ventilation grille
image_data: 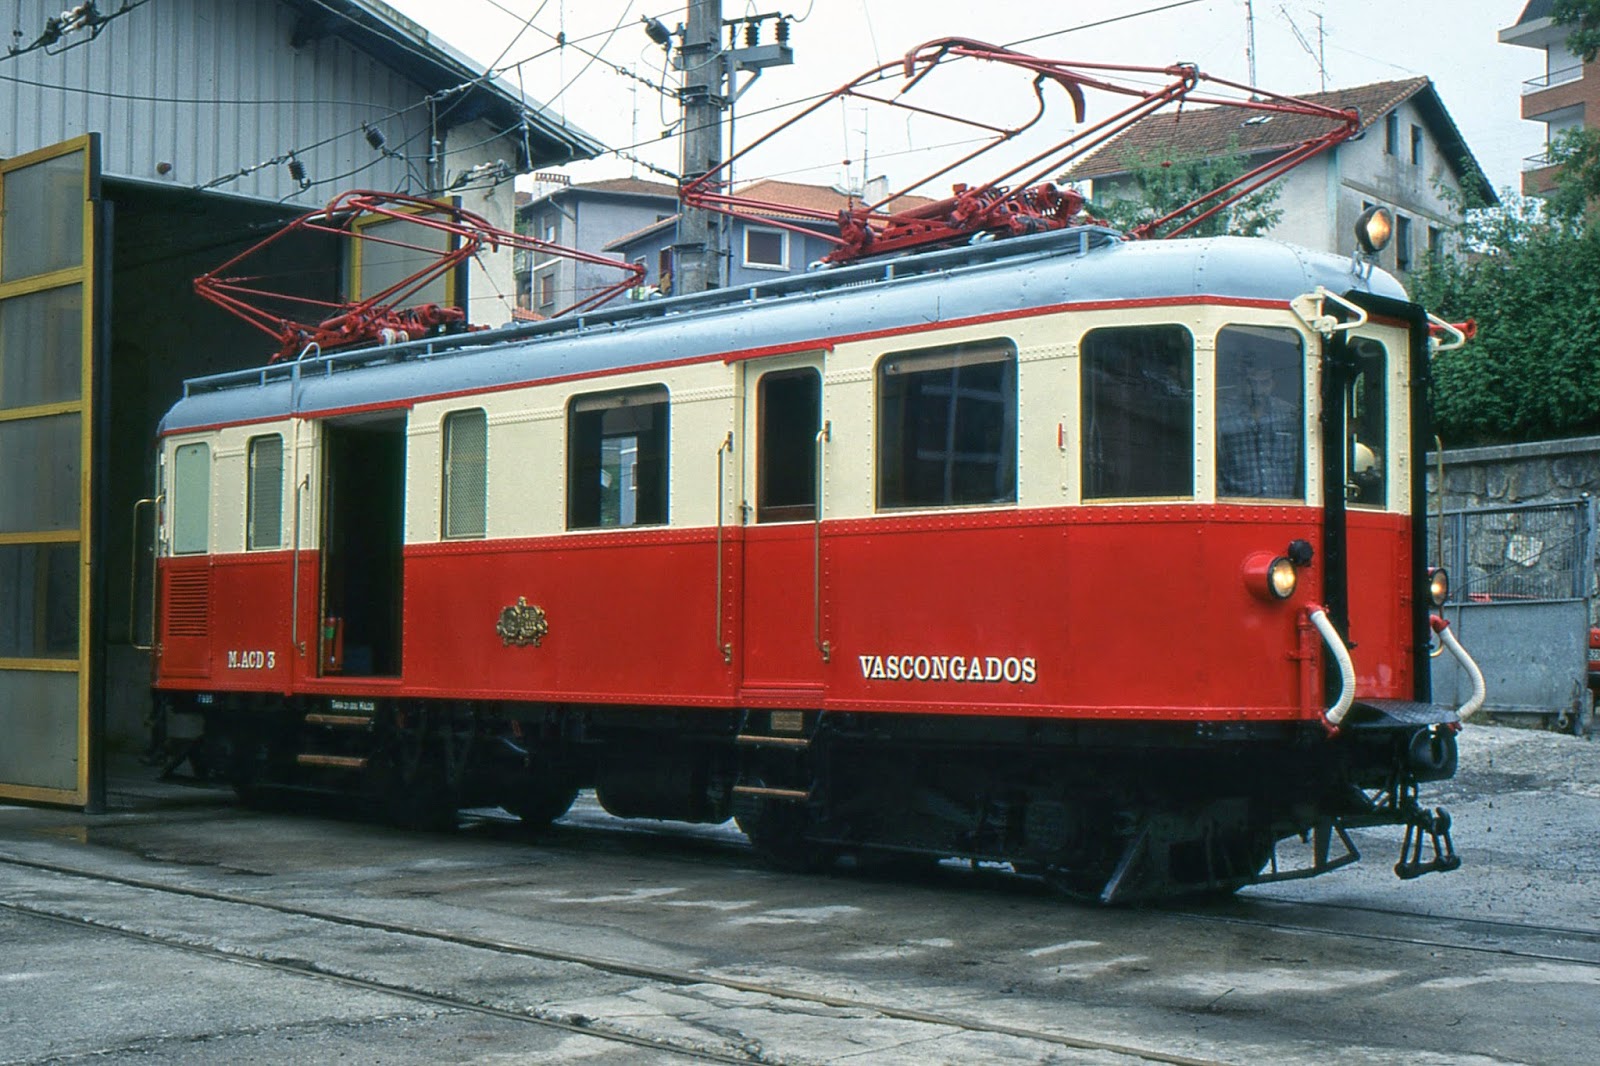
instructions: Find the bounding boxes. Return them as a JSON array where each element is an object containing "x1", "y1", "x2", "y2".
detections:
[{"x1": 165, "y1": 571, "x2": 210, "y2": 637}]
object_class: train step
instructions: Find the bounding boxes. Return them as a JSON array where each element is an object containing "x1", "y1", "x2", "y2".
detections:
[
  {"x1": 734, "y1": 734, "x2": 810, "y2": 749},
  {"x1": 732, "y1": 784, "x2": 811, "y2": 802},
  {"x1": 304, "y1": 712, "x2": 374, "y2": 729},
  {"x1": 295, "y1": 753, "x2": 369, "y2": 770}
]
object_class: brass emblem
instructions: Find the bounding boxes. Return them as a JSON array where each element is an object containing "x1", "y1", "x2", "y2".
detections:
[{"x1": 496, "y1": 597, "x2": 548, "y2": 647}]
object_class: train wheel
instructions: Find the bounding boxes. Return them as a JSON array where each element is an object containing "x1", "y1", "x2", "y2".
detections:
[
  {"x1": 734, "y1": 796, "x2": 837, "y2": 873},
  {"x1": 504, "y1": 783, "x2": 579, "y2": 830}
]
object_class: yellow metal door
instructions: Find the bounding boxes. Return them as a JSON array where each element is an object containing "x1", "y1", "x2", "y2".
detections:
[{"x1": 0, "y1": 134, "x2": 101, "y2": 806}]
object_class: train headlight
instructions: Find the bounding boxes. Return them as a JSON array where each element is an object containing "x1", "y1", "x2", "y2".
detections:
[
  {"x1": 1355, "y1": 205, "x2": 1393, "y2": 254},
  {"x1": 1268, "y1": 557, "x2": 1298, "y2": 599},
  {"x1": 1243, "y1": 552, "x2": 1299, "y2": 602},
  {"x1": 1429, "y1": 567, "x2": 1450, "y2": 607}
]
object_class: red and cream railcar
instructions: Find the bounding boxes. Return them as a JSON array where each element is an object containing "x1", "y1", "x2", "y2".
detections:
[{"x1": 151, "y1": 226, "x2": 1480, "y2": 900}]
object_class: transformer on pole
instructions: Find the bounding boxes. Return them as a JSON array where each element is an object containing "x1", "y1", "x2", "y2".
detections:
[{"x1": 672, "y1": 0, "x2": 794, "y2": 294}]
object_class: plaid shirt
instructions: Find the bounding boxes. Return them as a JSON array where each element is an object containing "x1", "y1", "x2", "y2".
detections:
[{"x1": 1217, "y1": 391, "x2": 1302, "y2": 498}]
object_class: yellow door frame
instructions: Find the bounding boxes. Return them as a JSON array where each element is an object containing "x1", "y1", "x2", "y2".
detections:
[{"x1": 0, "y1": 133, "x2": 100, "y2": 806}]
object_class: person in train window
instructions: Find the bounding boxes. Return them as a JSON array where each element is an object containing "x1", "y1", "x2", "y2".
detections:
[{"x1": 1217, "y1": 358, "x2": 1303, "y2": 499}]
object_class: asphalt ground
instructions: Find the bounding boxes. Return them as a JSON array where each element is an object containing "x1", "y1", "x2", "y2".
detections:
[{"x1": 1, "y1": 722, "x2": 1596, "y2": 1065}]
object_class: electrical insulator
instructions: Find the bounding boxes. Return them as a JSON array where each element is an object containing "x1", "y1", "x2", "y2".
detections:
[
  {"x1": 745, "y1": 19, "x2": 758, "y2": 46},
  {"x1": 776, "y1": 17, "x2": 790, "y2": 46},
  {"x1": 364, "y1": 125, "x2": 386, "y2": 151},
  {"x1": 287, "y1": 158, "x2": 308, "y2": 188}
]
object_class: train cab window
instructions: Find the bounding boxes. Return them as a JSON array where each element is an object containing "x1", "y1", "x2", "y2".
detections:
[
  {"x1": 1081, "y1": 325, "x2": 1194, "y2": 499},
  {"x1": 757, "y1": 368, "x2": 820, "y2": 522},
  {"x1": 1347, "y1": 338, "x2": 1388, "y2": 507},
  {"x1": 1215, "y1": 326, "x2": 1305, "y2": 500},
  {"x1": 876, "y1": 341, "x2": 1017, "y2": 509},
  {"x1": 568, "y1": 386, "x2": 669, "y2": 529},
  {"x1": 442, "y1": 408, "x2": 488, "y2": 538},
  {"x1": 171, "y1": 442, "x2": 210, "y2": 555},
  {"x1": 246, "y1": 434, "x2": 284, "y2": 549}
]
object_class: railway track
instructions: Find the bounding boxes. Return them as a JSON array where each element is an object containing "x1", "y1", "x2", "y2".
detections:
[{"x1": 0, "y1": 852, "x2": 1225, "y2": 1066}]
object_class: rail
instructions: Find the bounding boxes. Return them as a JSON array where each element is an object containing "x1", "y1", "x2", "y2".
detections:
[{"x1": 1522, "y1": 65, "x2": 1583, "y2": 93}]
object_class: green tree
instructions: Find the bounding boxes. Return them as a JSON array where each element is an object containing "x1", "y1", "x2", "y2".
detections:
[
  {"x1": 1090, "y1": 145, "x2": 1283, "y2": 238},
  {"x1": 1554, "y1": 0, "x2": 1600, "y2": 61},
  {"x1": 1413, "y1": 193, "x2": 1600, "y2": 445}
]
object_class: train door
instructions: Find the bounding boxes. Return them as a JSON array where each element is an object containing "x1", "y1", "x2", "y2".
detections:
[
  {"x1": 739, "y1": 355, "x2": 828, "y2": 698},
  {"x1": 0, "y1": 135, "x2": 103, "y2": 807},
  {"x1": 319, "y1": 415, "x2": 406, "y2": 677}
]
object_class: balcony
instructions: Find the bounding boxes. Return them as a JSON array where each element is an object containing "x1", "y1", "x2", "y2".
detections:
[{"x1": 1523, "y1": 65, "x2": 1584, "y2": 93}]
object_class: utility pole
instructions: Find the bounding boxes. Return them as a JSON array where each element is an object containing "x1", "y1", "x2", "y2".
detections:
[
  {"x1": 674, "y1": 0, "x2": 723, "y2": 295},
  {"x1": 671, "y1": 0, "x2": 793, "y2": 294}
]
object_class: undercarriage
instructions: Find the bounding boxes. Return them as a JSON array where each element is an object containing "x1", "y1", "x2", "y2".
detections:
[{"x1": 158, "y1": 695, "x2": 1461, "y2": 903}]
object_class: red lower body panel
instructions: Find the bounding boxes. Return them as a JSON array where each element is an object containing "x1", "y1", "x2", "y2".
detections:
[{"x1": 155, "y1": 505, "x2": 1416, "y2": 722}]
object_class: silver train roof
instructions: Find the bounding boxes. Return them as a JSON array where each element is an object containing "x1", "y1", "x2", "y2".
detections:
[{"x1": 161, "y1": 227, "x2": 1409, "y2": 434}]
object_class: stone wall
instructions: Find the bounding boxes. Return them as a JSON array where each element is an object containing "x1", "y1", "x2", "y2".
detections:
[{"x1": 1426, "y1": 435, "x2": 1600, "y2": 512}]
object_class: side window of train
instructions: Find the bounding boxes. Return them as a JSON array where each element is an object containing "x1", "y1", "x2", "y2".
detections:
[
  {"x1": 246, "y1": 434, "x2": 284, "y2": 549},
  {"x1": 442, "y1": 408, "x2": 488, "y2": 539},
  {"x1": 171, "y1": 442, "x2": 210, "y2": 555},
  {"x1": 876, "y1": 340, "x2": 1017, "y2": 509},
  {"x1": 1347, "y1": 338, "x2": 1388, "y2": 507},
  {"x1": 1215, "y1": 326, "x2": 1305, "y2": 500},
  {"x1": 757, "y1": 368, "x2": 820, "y2": 522},
  {"x1": 1080, "y1": 325, "x2": 1194, "y2": 499},
  {"x1": 567, "y1": 386, "x2": 669, "y2": 529}
]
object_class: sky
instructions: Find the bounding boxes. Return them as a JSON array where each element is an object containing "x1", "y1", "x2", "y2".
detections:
[{"x1": 384, "y1": 0, "x2": 1549, "y2": 200}]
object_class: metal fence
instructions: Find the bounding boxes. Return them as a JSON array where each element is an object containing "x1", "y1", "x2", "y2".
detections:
[
  {"x1": 1433, "y1": 498, "x2": 1596, "y2": 605},
  {"x1": 1430, "y1": 497, "x2": 1596, "y2": 732}
]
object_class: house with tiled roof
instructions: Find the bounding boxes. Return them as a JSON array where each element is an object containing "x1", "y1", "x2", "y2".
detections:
[
  {"x1": 1065, "y1": 78, "x2": 1496, "y2": 276},
  {"x1": 603, "y1": 178, "x2": 939, "y2": 296},
  {"x1": 516, "y1": 177, "x2": 680, "y2": 316}
]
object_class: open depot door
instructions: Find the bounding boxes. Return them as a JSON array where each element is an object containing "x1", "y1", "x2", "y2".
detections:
[{"x1": 0, "y1": 135, "x2": 103, "y2": 807}]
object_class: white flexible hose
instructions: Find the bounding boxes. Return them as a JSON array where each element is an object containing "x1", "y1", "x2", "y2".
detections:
[
  {"x1": 1434, "y1": 621, "x2": 1487, "y2": 721},
  {"x1": 1308, "y1": 607, "x2": 1356, "y2": 728}
]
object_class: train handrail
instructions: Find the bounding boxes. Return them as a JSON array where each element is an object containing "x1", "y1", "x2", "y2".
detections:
[
  {"x1": 813, "y1": 421, "x2": 831, "y2": 663},
  {"x1": 1426, "y1": 313, "x2": 1468, "y2": 354},
  {"x1": 715, "y1": 432, "x2": 733, "y2": 665},
  {"x1": 1431, "y1": 616, "x2": 1487, "y2": 720},
  {"x1": 1307, "y1": 605, "x2": 1355, "y2": 728},
  {"x1": 1291, "y1": 286, "x2": 1369, "y2": 337},
  {"x1": 128, "y1": 496, "x2": 161, "y2": 652}
]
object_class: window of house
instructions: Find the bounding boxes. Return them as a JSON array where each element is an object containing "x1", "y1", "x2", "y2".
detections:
[
  {"x1": 758, "y1": 368, "x2": 821, "y2": 522},
  {"x1": 442, "y1": 409, "x2": 488, "y2": 538},
  {"x1": 657, "y1": 247, "x2": 673, "y2": 294},
  {"x1": 247, "y1": 434, "x2": 283, "y2": 549},
  {"x1": 171, "y1": 442, "x2": 211, "y2": 555},
  {"x1": 877, "y1": 341, "x2": 1017, "y2": 510},
  {"x1": 567, "y1": 386, "x2": 669, "y2": 529},
  {"x1": 538, "y1": 270, "x2": 556, "y2": 312},
  {"x1": 1411, "y1": 124, "x2": 1423, "y2": 165},
  {"x1": 541, "y1": 215, "x2": 559, "y2": 244},
  {"x1": 1428, "y1": 225, "x2": 1443, "y2": 258},
  {"x1": 1215, "y1": 326, "x2": 1304, "y2": 500},
  {"x1": 1081, "y1": 325, "x2": 1194, "y2": 499},
  {"x1": 1395, "y1": 214, "x2": 1413, "y2": 272},
  {"x1": 1385, "y1": 113, "x2": 1399, "y2": 155},
  {"x1": 744, "y1": 226, "x2": 788, "y2": 269}
]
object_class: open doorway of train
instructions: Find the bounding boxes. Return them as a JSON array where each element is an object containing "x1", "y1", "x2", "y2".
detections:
[{"x1": 318, "y1": 416, "x2": 406, "y2": 678}]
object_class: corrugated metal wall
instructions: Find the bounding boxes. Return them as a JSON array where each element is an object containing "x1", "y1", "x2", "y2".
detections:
[
  {"x1": 3, "y1": 0, "x2": 549, "y2": 324},
  {"x1": 2, "y1": 0, "x2": 482, "y2": 204}
]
